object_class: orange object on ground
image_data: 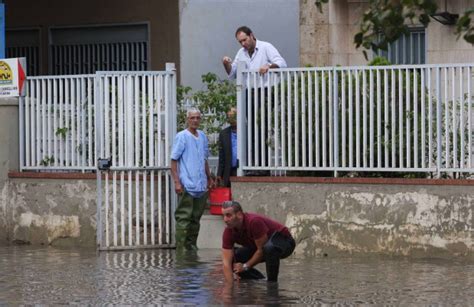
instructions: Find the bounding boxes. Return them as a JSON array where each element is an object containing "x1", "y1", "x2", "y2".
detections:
[{"x1": 208, "y1": 187, "x2": 232, "y2": 215}]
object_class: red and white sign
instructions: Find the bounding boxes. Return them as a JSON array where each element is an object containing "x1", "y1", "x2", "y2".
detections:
[{"x1": 0, "y1": 57, "x2": 27, "y2": 97}]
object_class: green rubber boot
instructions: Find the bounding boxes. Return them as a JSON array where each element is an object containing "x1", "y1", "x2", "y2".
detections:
[
  {"x1": 175, "y1": 228, "x2": 188, "y2": 251},
  {"x1": 186, "y1": 231, "x2": 199, "y2": 251}
]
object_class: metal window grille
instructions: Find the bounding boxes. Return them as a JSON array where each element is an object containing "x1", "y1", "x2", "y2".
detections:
[
  {"x1": 375, "y1": 28, "x2": 426, "y2": 64},
  {"x1": 50, "y1": 42, "x2": 148, "y2": 75},
  {"x1": 49, "y1": 24, "x2": 148, "y2": 75},
  {"x1": 6, "y1": 29, "x2": 41, "y2": 76}
]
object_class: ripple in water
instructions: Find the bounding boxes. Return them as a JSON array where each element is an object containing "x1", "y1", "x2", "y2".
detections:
[{"x1": 0, "y1": 246, "x2": 473, "y2": 305}]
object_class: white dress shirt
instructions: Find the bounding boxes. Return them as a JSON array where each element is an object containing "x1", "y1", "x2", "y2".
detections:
[{"x1": 227, "y1": 39, "x2": 287, "y2": 87}]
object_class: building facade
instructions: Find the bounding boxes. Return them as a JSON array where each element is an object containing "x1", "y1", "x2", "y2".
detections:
[
  {"x1": 4, "y1": 0, "x2": 300, "y2": 90},
  {"x1": 299, "y1": 0, "x2": 474, "y2": 67},
  {"x1": 5, "y1": 0, "x2": 180, "y2": 76}
]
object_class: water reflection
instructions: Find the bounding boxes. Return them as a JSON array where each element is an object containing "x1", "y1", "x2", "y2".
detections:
[
  {"x1": 0, "y1": 246, "x2": 473, "y2": 305},
  {"x1": 218, "y1": 279, "x2": 295, "y2": 305}
]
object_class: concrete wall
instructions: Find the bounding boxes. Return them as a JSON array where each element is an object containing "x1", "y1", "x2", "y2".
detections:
[
  {"x1": 0, "y1": 98, "x2": 96, "y2": 246},
  {"x1": 1, "y1": 177, "x2": 97, "y2": 247},
  {"x1": 1, "y1": 174, "x2": 473, "y2": 261},
  {"x1": 179, "y1": 0, "x2": 299, "y2": 90},
  {"x1": 0, "y1": 174, "x2": 221, "y2": 248},
  {"x1": 4, "y1": 0, "x2": 180, "y2": 74},
  {"x1": 0, "y1": 98, "x2": 19, "y2": 244},
  {"x1": 232, "y1": 178, "x2": 474, "y2": 260},
  {"x1": 0, "y1": 98, "x2": 18, "y2": 182},
  {"x1": 299, "y1": 0, "x2": 474, "y2": 66}
]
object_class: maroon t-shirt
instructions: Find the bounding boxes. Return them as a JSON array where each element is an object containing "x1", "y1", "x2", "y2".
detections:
[{"x1": 222, "y1": 212, "x2": 291, "y2": 249}]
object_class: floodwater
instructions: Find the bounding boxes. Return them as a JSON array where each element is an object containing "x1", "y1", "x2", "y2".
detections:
[{"x1": 1, "y1": 246, "x2": 473, "y2": 305}]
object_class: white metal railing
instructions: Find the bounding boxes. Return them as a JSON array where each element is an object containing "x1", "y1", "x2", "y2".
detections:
[
  {"x1": 236, "y1": 63, "x2": 474, "y2": 177},
  {"x1": 21, "y1": 63, "x2": 474, "y2": 178},
  {"x1": 20, "y1": 81, "x2": 219, "y2": 174},
  {"x1": 95, "y1": 69, "x2": 177, "y2": 250},
  {"x1": 19, "y1": 67, "x2": 178, "y2": 250},
  {"x1": 95, "y1": 71, "x2": 175, "y2": 171},
  {"x1": 20, "y1": 75, "x2": 96, "y2": 171}
]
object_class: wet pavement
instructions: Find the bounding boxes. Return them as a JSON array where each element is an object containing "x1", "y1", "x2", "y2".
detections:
[{"x1": 0, "y1": 246, "x2": 473, "y2": 305}]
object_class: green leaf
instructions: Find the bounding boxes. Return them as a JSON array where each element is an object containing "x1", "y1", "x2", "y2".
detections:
[
  {"x1": 354, "y1": 32, "x2": 364, "y2": 47},
  {"x1": 350, "y1": 0, "x2": 441, "y2": 54}
]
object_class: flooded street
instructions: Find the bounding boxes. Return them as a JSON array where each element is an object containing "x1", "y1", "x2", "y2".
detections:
[{"x1": 1, "y1": 246, "x2": 473, "y2": 305}]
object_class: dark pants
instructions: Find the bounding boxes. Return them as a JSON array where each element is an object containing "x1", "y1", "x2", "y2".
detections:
[
  {"x1": 223, "y1": 167, "x2": 237, "y2": 188},
  {"x1": 234, "y1": 231, "x2": 296, "y2": 282}
]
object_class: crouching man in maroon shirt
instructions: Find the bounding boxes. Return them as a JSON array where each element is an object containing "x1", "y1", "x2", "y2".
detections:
[{"x1": 221, "y1": 200, "x2": 296, "y2": 283}]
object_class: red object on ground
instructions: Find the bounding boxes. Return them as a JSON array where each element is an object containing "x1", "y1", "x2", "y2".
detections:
[{"x1": 209, "y1": 187, "x2": 232, "y2": 215}]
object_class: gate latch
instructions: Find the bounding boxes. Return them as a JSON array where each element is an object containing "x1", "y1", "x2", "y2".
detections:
[{"x1": 98, "y1": 158, "x2": 112, "y2": 171}]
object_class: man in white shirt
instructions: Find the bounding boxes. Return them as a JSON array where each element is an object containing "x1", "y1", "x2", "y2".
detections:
[
  {"x1": 222, "y1": 26, "x2": 287, "y2": 82},
  {"x1": 222, "y1": 26, "x2": 287, "y2": 173}
]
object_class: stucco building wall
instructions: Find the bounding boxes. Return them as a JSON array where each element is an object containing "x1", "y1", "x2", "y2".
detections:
[
  {"x1": 299, "y1": 0, "x2": 368, "y2": 67},
  {"x1": 427, "y1": 0, "x2": 474, "y2": 63},
  {"x1": 300, "y1": 0, "x2": 474, "y2": 67}
]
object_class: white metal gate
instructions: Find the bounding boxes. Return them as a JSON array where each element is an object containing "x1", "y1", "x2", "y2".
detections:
[{"x1": 96, "y1": 65, "x2": 177, "y2": 250}]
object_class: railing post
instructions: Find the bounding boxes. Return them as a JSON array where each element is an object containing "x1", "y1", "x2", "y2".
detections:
[
  {"x1": 19, "y1": 96, "x2": 25, "y2": 172},
  {"x1": 166, "y1": 62, "x2": 177, "y2": 246},
  {"x1": 237, "y1": 61, "x2": 246, "y2": 176},
  {"x1": 95, "y1": 73, "x2": 104, "y2": 165},
  {"x1": 166, "y1": 63, "x2": 177, "y2": 148},
  {"x1": 333, "y1": 68, "x2": 339, "y2": 177},
  {"x1": 436, "y1": 67, "x2": 441, "y2": 178},
  {"x1": 94, "y1": 72, "x2": 103, "y2": 249}
]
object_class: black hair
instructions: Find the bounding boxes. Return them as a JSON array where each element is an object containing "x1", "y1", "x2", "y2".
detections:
[{"x1": 235, "y1": 26, "x2": 253, "y2": 37}]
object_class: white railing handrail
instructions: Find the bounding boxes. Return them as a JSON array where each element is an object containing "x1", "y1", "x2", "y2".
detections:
[
  {"x1": 19, "y1": 69, "x2": 180, "y2": 173},
  {"x1": 25, "y1": 74, "x2": 96, "y2": 80},
  {"x1": 95, "y1": 70, "x2": 175, "y2": 76},
  {"x1": 241, "y1": 63, "x2": 474, "y2": 74}
]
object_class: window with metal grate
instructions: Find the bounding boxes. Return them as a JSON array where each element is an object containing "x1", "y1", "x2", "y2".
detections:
[
  {"x1": 6, "y1": 28, "x2": 41, "y2": 76},
  {"x1": 375, "y1": 28, "x2": 426, "y2": 65},
  {"x1": 49, "y1": 23, "x2": 149, "y2": 75}
]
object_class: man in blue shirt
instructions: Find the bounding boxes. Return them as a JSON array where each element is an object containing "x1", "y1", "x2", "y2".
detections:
[
  {"x1": 217, "y1": 107, "x2": 237, "y2": 187},
  {"x1": 171, "y1": 108, "x2": 214, "y2": 251}
]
